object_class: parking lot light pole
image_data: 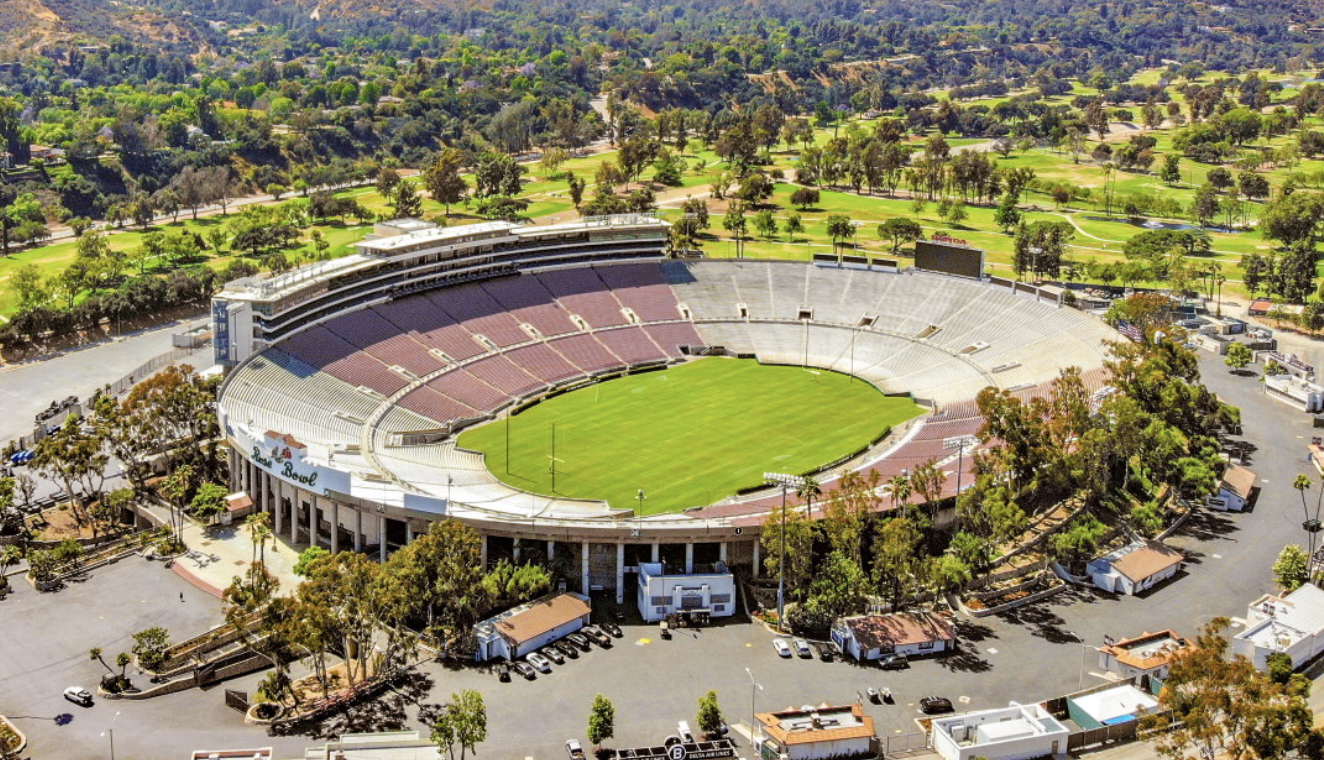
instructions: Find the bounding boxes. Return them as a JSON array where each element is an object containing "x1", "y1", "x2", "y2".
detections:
[
  {"x1": 101, "y1": 710, "x2": 121, "y2": 760},
  {"x1": 765, "y1": 472, "x2": 807, "y2": 632},
  {"x1": 745, "y1": 667, "x2": 763, "y2": 744}
]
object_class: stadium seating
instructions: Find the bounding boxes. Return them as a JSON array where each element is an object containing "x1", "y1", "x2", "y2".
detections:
[{"x1": 223, "y1": 258, "x2": 1118, "y2": 521}]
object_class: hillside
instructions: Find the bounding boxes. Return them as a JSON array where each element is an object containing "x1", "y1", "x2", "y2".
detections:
[{"x1": 0, "y1": 0, "x2": 211, "y2": 57}]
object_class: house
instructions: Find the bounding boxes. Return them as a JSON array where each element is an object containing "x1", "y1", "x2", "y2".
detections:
[
  {"x1": 1067, "y1": 683, "x2": 1160, "y2": 729},
  {"x1": 930, "y1": 703, "x2": 1069, "y2": 760},
  {"x1": 1087, "y1": 540, "x2": 1184, "y2": 595},
  {"x1": 636, "y1": 561, "x2": 736, "y2": 623},
  {"x1": 1232, "y1": 583, "x2": 1324, "y2": 670},
  {"x1": 1097, "y1": 630, "x2": 1191, "y2": 681},
  {"x1": 1207, "y1": 464, "x2": 1256, "y2": 512},
  {"x1": 755, "y1": 704, "x2": 875, "y2": 760},
  {"x1": 831, "y1": 612, "x2": 957, "y2": 661},
  {"x1": 473, "y1": 592, "x2": 591, "y2": 662}
]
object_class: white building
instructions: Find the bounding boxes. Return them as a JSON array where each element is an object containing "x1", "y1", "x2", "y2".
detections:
[
  {"x1": 636, "y1": 561, "x2": 736, "y2": 623},
  {"x1": 1087, "y1": 540, "x2": 1184, "y2": 596},
  {"x1": 1097, "y1": 630, "x2": 1191, "y2": 681},
  {"x1": 473, "y1": 592, "x2": 591, "y2": 662},
  {"x1": 831, "y1": 612, "x2": 957, "y2": 661},
  {"x1": 1233, "y1": 583, "x2": 1324, "y2": 670},
  {"x1": 1207, "y1": 464, "x2": 1256, "y2": 512},
  {"x1": 1066, "y1": 683, "x2": 1160, "y2": 729},
  {"x1": 1265, "y1": 373, "x2": 1324, "y2": 413},
  {"x1": 930, "y1": 703, "x2": 1069, "y2": 760},
  {"x1": 755, "y1": 704, "x2": 875, "y2": 760}
]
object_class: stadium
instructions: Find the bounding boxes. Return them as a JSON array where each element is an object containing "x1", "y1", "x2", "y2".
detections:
[{"x1": 213, "y1": 214, "x2": 1117, "y2": 603}]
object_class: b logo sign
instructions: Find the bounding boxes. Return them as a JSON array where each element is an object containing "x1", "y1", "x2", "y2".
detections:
[{"x1": 667, "y1": 745, "x2": 687, "y2": 760}]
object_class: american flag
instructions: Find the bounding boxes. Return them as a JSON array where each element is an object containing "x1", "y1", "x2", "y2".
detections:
[{"x1": 1115, "y1": 320, "x2": 1142, "y2": 343}]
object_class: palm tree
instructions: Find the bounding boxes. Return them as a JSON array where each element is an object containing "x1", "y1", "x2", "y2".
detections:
[
  {"x1": 889, "y1": 474, "x2": 913, "y2": 514},
  {"x1": 246, "y1": 511, "x2": 273, "y2": 571},
  {"x1": 1295, "y1": 474, "x2": 1323, "y2": 575},
  {"x1": 797, "y1": 476, "x2": 822, "y2": 517}
]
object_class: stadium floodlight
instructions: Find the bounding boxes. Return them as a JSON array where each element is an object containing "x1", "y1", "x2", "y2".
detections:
[
  {"x1": 943, "y1": 435, "x2": 979, "y2": 506},
  {"x1": 764, "y1": 472, "x2": 807, "y2": 631}
]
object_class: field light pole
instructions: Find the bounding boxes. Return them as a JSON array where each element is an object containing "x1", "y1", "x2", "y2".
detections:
[
  {"x1": 765, "y1": 472, "x2": 807, "y2": 631},
  {"x1": 943, "y1": 435, "x2": 979, "y2": 514}
]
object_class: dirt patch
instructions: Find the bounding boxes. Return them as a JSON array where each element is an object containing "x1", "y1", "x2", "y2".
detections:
[{"x1": 28, "y1": 504, "x2": 103, "y2": 541}]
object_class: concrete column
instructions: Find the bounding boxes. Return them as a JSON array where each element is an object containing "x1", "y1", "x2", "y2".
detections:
[
  {"x1": 512, "y1": 540, "x2": 521, "y2": 563},
  {"x1": 719, "y1": 542, "x2": 728, "y2": 563},
  {"x1": 379, "y1": 516, "x2": 387, "y2": 562},
  {"x1": 616, "y1": 544, "x2": 626, "y2": 604},
  {"x1": 752, "y1": 542, "x2": 760, "y2": 575},
  {"x1": 685, "y1": 543, "x2": 694, "y2": 573},
  {"x1": 651, "y1": 544, "x2": 660, "y2": 562},
  {"x1": 406, "y1": 522, "x2": 414, "y2": 544},
  {"x1": 287, "y1": 484, "x2": 298, "y2": 543},
  {"x1": 480, "y1": 535, "x2": 488, "y2": 569},
  {"x1": 271, "y1": 474, "x2": 283, "y2": 536},
  {"x1": 330, "y1": 501, "x2": 340, "y2": 553},
  {"x1": 354, "y1": 508, "x2": 363, "y2": 552},
  {"x1": 547, "y1": 541, "x2": 555, "y2": 559},
  {"x1": 581, "y1": 541, "x2": 590, "y2": 595}
]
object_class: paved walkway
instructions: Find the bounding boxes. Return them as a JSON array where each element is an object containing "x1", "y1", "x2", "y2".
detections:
[{"x1": 170, "y1": 519, "x2": 302, "y2": 598}]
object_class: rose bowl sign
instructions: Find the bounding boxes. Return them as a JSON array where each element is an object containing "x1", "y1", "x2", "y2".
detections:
[{"x1": 230, "y1": 424, "x2": 350, "y2": 496}]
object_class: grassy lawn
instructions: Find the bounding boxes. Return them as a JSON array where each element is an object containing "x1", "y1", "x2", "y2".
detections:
[{"x1": 457, "y1": 357, "x2": 923, "y2": 513}]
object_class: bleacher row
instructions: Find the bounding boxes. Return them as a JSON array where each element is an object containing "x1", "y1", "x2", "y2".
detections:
[{"x1": 222, "y1": 259, "x2": 1118, "y2": 518}]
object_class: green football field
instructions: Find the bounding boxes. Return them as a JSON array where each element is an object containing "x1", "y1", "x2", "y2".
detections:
[{"x1": 456, "y1": 357, "x2": 924, "y2": 514}]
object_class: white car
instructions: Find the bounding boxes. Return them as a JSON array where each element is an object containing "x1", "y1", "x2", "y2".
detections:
[
  {"x1": 793, "y1": 638, "x2": 812, "y2": 658},
  {"x1": 63, "y1": 686, "x2": 94, "y2": 706},
  {"x1": 526, "y1": 652, "x2": 553, "y2": 673},
  {"x1": 772, "y1": 638, "x2": 793, "y2": 657}
]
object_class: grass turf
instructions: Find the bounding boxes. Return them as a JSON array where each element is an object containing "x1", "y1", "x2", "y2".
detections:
[{"x1": 456, "y1": 357, "x2": 924, "y2": 514}]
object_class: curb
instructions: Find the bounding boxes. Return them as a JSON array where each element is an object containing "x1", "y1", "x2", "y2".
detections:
[
  {"x1": 172, "y1": 561, "x2": 224, "y2": 598},
  {"x1": 0, "y1": 714, "x2": 26, "y2": 756}
]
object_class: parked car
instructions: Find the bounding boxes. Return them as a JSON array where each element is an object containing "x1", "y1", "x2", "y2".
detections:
[
  {"x1": 601, "y1": 621, "x2": 623, "y2": 638},
  {"x1": 566, "y1": 633, "x2": 592, "y2": 651},
  {"x1": 815, "y1": 642, "x2": 836, "y2": 662},
  {"x1": 495, "y1": 662, "x2": 511, "y2": 682},
  {"x1": 772, "y1": 638, "x2": 793, "y2": 657},
  {"x1": 867, "y1": 686, "x2": 880, "y2": 704},
  {"x1": 566, "y1": 739, "x2": 585, "y2": 759},
  {"x1": 553, "y1": 640, "x2": 580, "y2": 659},
  {"x1": 526, "y1": 652, "x2": 553, "y2": 673},
  {"x1": 920, "y1": 696, "x2": 954, "y2": 714},
  {"x1": 582, "y1": 626, "x2": 612, "y2": 647},
  {"x1": 63, "y1": 686, "x2": 94, "y2": 706},
  {"x1": 793, "y1": 638, "x2": 812, "y2": 658},
  {"x1": 879, "y1": 653, "x2": 909, "y2": 670},
  {"x1": 512, "y1": 661, "x2": 537, "y2": 680},
  {"x1": 540, "y1": 646, "x2": 565, "y2": 665}
]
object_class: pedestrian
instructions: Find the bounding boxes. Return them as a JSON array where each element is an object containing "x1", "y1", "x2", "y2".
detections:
[{"x1": 180, "y1": 592, "x2": 184, "y2": 602}]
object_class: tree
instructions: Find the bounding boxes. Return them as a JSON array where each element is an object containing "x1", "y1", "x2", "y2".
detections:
[
  {"x1": 587, "y1": 694, "x2": 616, "y2": 749},
  {"x1": 790, "y1": 187, "x2": 820, "y2": 210},
  {"x1": 825, "y1": 213, "x2": 855, "y2": 256},
  {"x1": 993, "y1": 194, "x2": 1021, "y2": 234},
  {"x1": 424, "y1": 149, "x2": 468, "y2": 215},
  {"x1": 723, "y1": 201, "x2": 748, "y2": 257},
  {"x1": 1224, "y1": 342, "x2": 1253, "y2": 372},
  {"x1": 1013, "y1": 220, "x2": 1075, "y2": 280},
  {"x1": 1273, "y1": 544, "x2": 1309, "y2": 593},
  {"x1": 432, "y1": 689, "x2": 488, "y2": 760},
  {"x1": 131, "y1": 627, "x2": 171, "y2": 672},
  {"x1": 1143, "y1": 618, "x2": 1319, "y2": 760},
  {"x1": 390, "y1": 181, "x2": 425, "y2": 219},
  {"x1": 1160, "y1": 154, "x2": 1182, "y2": 185},
  {"x1": 481, "y1": 560, "x2": 551, "y2": 609},
  {"x1": 761, "y1": 499, "x2": 814, "y2": 599},
  {"x1": 697, "y1": 690, "x2": 724, "y2": 737},
  {"x1": 753, "y1": 209, "x2": 779, "y2": 240},
  {"x1": 784, "y1": 212, "x2": 804, "y2": 243},
  {"x1": 940, "y1": 199, "x2": 968, "y2": 227},
  {"x1": 878, "y1": 217, "x2": 921, "y2": 255},
  {"x1": 872, "y1": 516, "x2": 924, "y2": 611},
  {"x1": 293, "y1": 546, "x2": 330, "y2": 577},
  {"x1": 190, "y1": 482, "x2": 228, "y2": 522},
  {"x1": 1191, "y1": 184, "x2": 1221, "y2": 228},
  {"x1": 377, "y1": 167, "x2": 401, "y2": 196}
]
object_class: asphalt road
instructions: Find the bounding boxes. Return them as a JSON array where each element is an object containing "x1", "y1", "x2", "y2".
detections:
[{"x1": 1, "y1": 350, "x2": 1315, "y2": 760}]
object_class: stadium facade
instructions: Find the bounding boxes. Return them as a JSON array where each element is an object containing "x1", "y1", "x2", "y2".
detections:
[{"x1": 214, "y1": 214, "x2": 1117, "y2": 603}]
